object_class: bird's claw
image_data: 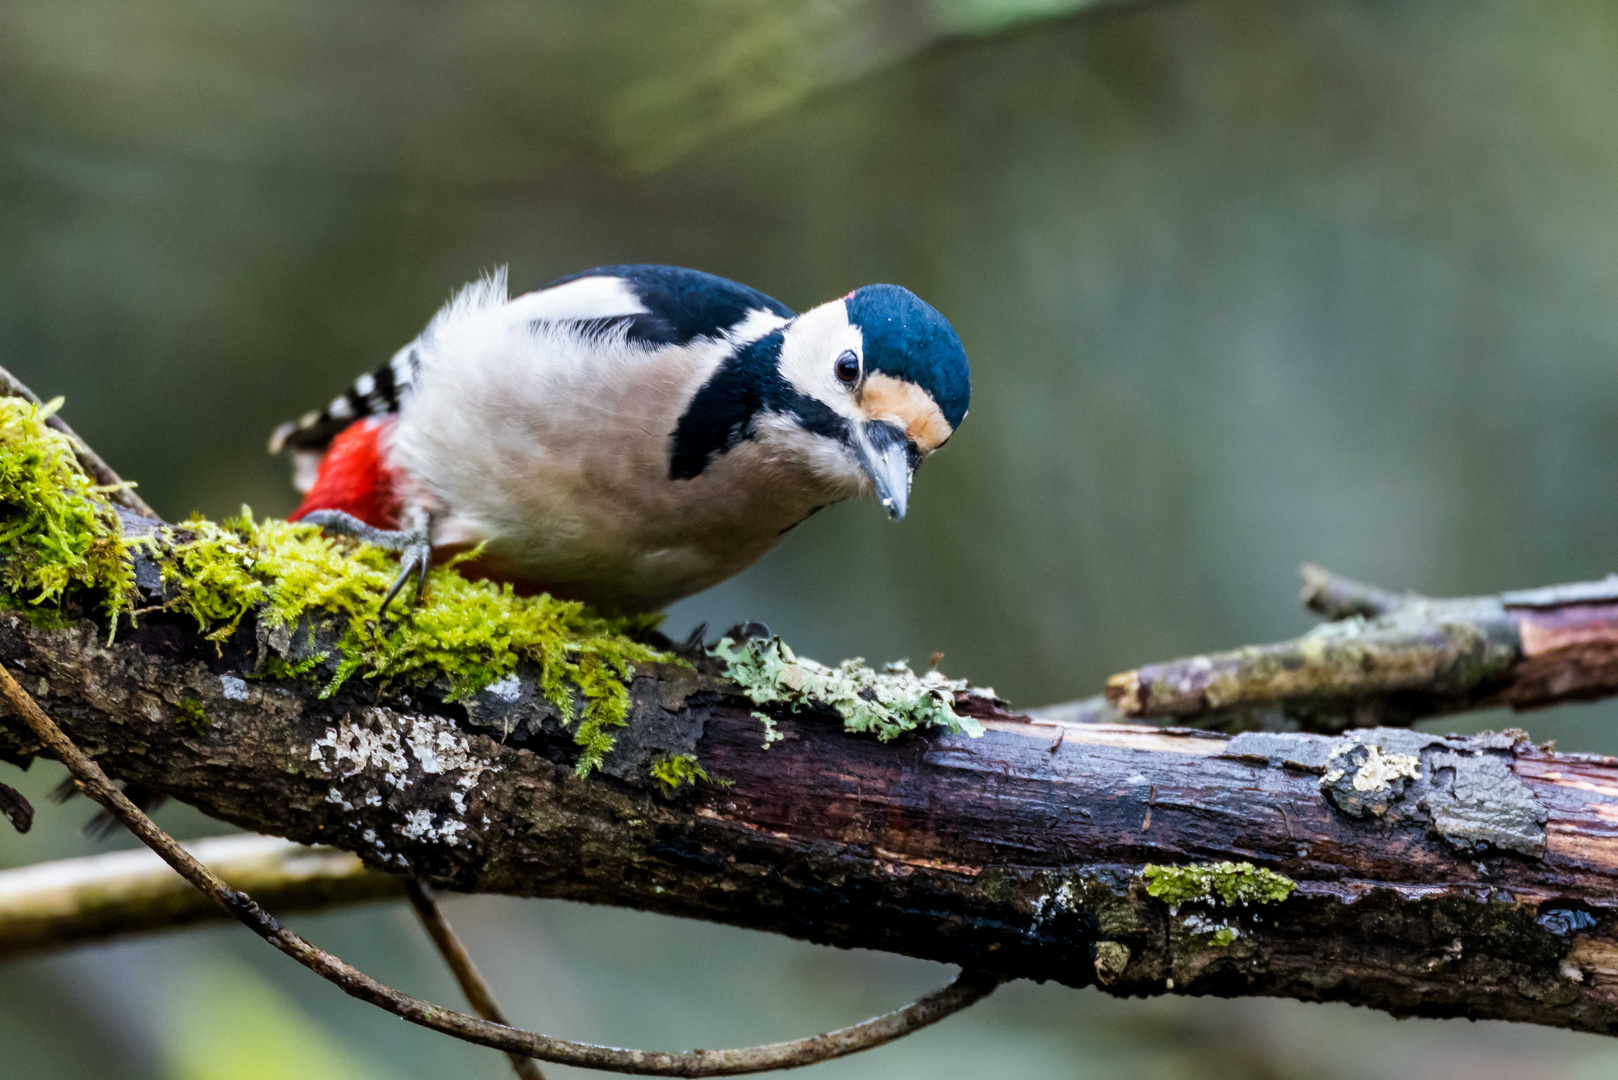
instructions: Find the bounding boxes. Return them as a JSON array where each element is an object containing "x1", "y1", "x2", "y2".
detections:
[
  {"x1": 679, "y1": 623, "x2": 710, "y2": 655},
  {"x1": 301, "y1": 508, "x2": 433, "y2": 616},
  {"x1": 378, "y1": 537, "x2": 432, "y2": 618}
]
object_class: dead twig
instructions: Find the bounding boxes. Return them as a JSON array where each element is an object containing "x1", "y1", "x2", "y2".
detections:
[
  {"x1": 1105, "y1": 566, "x2": 1618, "y2": 731},
  {"x1": 1298, "y1": 563, "x2": 1418, "y2": 620},
  {"x1": 406, "y1": 880, "x2": 547, "y2": 1080}
]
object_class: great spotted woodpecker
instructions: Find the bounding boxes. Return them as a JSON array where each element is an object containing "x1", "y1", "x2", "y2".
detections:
[{"x1": 270, "y1": 264, "x2": 971, "y2": 613}]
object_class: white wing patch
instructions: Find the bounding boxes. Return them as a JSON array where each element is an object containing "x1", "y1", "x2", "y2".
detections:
[{"x1": 503, "y1": 275, "x2": 648, "y2": 325}]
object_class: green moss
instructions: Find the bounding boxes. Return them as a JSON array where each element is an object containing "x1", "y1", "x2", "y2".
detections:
[
  {"x1": 175, "y1": 698, "x2": 211, "y2": 735},
  {"x1": 648, "y1": 753, "x2": 730, "y2": 793},
  {"x1": 0, "y1": 403, "x2": 667, "y2": 777},
  {"x1": 0, "y1": 396, "x2": 133, "y2": 621},
  {"x1": 1142, "y1": 862, "x2": 1296, "y2": 908},
  {"x1": 155, "y1": 510, "x2": 666, "y2": 777},
  {"x1": 252, "y1": 653, "x2": 325, "y2": 681},
  {"x1": 711, "y1": 636, "x2": 986, "y2": 744},
  {"x1": 154, "y1": 515, "x2": 267, "y2": 643},
  {"x1": 1207, "y1": 926, "x2": 1238, "y2": 947}
]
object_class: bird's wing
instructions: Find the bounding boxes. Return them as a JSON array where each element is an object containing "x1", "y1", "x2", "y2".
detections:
[
  {"x1": 528, "y1": 264, "x2": 794, "y2": 347},
  {"x1": 267, "y1": 265, "x2": 794, "y2": 483}
]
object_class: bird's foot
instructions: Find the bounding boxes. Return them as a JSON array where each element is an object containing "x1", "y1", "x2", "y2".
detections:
[
  {"x1": 675, "y1": 621, "x2": 770, "y2": 656},
  {"x1": 679, "y1": 623, "x2": 710, "y2": 655},
  {"x1": 302, "y1": 508, "x2": 432, "y2": 617}
]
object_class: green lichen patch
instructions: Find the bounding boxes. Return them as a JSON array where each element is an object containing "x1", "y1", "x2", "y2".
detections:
[
  {"x1": 711, "y1": 636, "x2": 987, "y2": 744},
  {"x1": 0, "y1": 396, "x2": 133, "y2": 621},
  {"x1": 1180, "y1": 912, "x2": 1240, "y2": 947},
  {"x1": 1142, "y1": 861, "x2": 1295, "y2": 909},
  {"x1": 649, "y1": 753, "x2": 730, "y2": 794},
  {"x1": 174, "y1": 698, "x2": 211, "y2": 735},
  {"x1": 154, "y1": 511, "x2": 666, "y2": 777}
]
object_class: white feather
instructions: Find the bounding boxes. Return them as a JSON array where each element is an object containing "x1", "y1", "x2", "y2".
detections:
[{"x1": 504, "y1": 274, "x2": 648, "y2": 324}]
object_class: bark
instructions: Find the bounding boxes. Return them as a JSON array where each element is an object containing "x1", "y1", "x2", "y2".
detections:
[{"x1": 7, "y1": 542, "x2": 1618, "y2": 1036}]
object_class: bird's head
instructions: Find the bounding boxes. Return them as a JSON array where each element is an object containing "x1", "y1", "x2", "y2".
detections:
[
  {"x1": 770, "y1": 284, "x2": 970, "y2": 520},
  {"x1": 670, "y1": 283, "x2": 969, "y2": 521}
]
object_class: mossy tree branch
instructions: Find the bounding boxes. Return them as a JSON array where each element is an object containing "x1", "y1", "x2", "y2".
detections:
[
  {"x1": 10, "y1": 374, "x2": 1618, "y2": 1038},
  {"x1": 10, "y1": 553, "x2": 1618, "y2": 1034}
]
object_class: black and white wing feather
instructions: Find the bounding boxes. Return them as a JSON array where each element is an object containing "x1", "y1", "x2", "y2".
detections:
[{"x1": 268, "y1": 264, "x2": 793, "y2": 482}]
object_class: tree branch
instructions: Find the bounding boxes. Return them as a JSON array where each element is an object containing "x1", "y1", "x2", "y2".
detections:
[
  {"x1": 0, "y1": 658, "x2": 1000, "y2": 1076},
  {"x1": 1108, "y1": 570, "x2": 1618, "y2": 731},
  {"x1": 0, "y1": 834, "x2": 400, "y2": 959},
  {"x1": 7, "y1": 555, "x2": 1618, "y2": 1034},
  {"x1": 9, "y1": 370, "x2": 1618, "y2": 1038}
]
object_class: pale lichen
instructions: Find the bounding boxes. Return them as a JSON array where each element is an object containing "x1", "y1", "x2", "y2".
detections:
[
  {"x1": 1322, "y1": 743, "x2": 1421, "y2": 791},
  {"x1": 711, "y1": 636, "x2": 987, "y2": 744},
  {"x1": 1181, "y1": 912, "x2": 1240, "y2": 947},
  {"x1": 1141, "y1": 861, "x2": 1296, "y2": 910},
  {"x1": 311, "y1": 708, "x2": 493, "y2": 844}
]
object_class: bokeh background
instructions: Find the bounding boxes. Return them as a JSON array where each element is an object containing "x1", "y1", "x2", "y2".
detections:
[{"x1": 7, "y1": 0, "x2": 1618, "y2": 1076}]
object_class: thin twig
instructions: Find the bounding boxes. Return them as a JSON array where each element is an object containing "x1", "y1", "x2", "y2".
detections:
[
  {"x1": 406, "y1": 880, "x2": 546, "y2": 1080},
  {"x1": 0, "y1": 661, "x2": 1000, "y2": 1076},
  {"x1": 0, "y1": 363, "x2": 158, "y2": 519},
  {"x1": 1298, "y1": 563, "x2": 1416, "y2": 620}
]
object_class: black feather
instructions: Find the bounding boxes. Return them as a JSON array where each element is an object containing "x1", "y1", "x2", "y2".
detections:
[
  {"x1": 541, "y1": 264, "x2": 793, "y2": 347},
  {"x1": 669, "y1": 330, "x2": 848, "y2": 480}
]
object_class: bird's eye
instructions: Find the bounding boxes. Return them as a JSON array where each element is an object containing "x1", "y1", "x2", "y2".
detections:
[{"x1": 834, "y1": 350, "x2": 861, "y2": 386}]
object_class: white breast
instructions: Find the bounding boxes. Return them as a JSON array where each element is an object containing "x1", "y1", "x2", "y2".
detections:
[{"x1": 386, "y1": 272, "x2": 830, "y2": 611}]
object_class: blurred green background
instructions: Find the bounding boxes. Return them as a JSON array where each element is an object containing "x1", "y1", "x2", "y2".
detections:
[{"x1": 8, "y1": 0, "x2": 1618, "y2": 1076}]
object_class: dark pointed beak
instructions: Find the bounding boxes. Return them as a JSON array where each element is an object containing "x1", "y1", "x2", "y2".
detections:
[{"x1": 857, "y1": 421, "x2": 913, "y2": 522}]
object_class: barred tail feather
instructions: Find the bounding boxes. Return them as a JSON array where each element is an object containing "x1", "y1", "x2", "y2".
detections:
[{"x1": 268, "y1": 343, "x2": 421, "y2": 456}]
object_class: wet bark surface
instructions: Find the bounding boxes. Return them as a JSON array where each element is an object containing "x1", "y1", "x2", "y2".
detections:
[{"x1": 6, "y1": 562, "x2": 1618, "y2": 1037}]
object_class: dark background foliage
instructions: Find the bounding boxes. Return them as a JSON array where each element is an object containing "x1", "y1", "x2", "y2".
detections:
[{"x1": 6, "y1": 1, "x2": 1618, "y2": 1076}]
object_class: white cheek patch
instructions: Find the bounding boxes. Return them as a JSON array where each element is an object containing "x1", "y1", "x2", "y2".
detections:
[{"x1": 775, "y1": 300, "x2": 864, "y2": 418}]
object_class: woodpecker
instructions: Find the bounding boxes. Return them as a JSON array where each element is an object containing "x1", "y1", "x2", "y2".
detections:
[{"x1": 270, "y1": 264, "x2": 970, "y2": 613}]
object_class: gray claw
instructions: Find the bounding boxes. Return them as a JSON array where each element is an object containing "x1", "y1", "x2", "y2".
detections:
[
  {"x1": 302, "y1": 508, "x2": 433, "y2": 614},
  {"x1": 378, "y1": 542, "x2": 431, "y2": 618}
]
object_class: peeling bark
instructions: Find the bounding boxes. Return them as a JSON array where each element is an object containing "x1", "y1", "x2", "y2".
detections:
[{"x1": 8, "y1": 550, "x2": 1618, "y2": 1035}]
